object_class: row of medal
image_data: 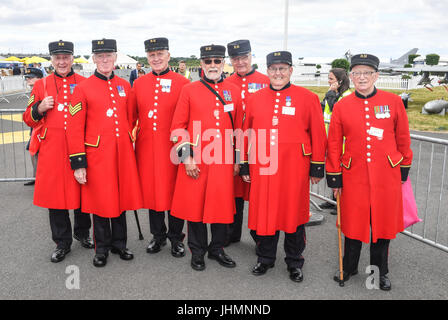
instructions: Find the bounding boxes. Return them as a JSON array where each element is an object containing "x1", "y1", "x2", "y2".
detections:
[
  {"x1": 374, "y1": 105, "x2": 391, "y2": 119},
  {"x1": 247, "y1": 83, "x2": 268, "y2": 94}
]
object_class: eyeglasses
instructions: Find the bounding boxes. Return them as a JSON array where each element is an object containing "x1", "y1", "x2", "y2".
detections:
[
  {"x1": 267, "y1": 66, "x2": 289, "y2": 73},
  {"x1": 203, "y1": 59, "x2": 223, "y2": 65},
  {"x1": 351, "y1": 71, "x2": 377, "y2": 78}
]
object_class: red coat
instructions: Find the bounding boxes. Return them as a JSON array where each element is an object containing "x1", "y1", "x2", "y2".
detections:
[
  {"x1": 23, "y1": 71, "x2": 86, "y2": 210},
  {"x1": 128, "y1": 70, "x2": 190, "y2": 211},
  {"x1": 326, "y1": 89, "x2": 413, "y2": 243},
  {"x1": 170, "y1": 79, "x2": 243, "y2": 223},
  {"x1": 226, "y1": 70, "x2": 270, "y2": 200},
  {"x1": 66, "y1": 71, "x2": 142, "y2": 218},
  {"x1": 243, "y1": 84, "x2": 327, "y2": 236}
]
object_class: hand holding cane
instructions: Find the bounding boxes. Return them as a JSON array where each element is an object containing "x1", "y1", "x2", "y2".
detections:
[{"x1": 336, "y1": 191, "x2": 344, "y2": 287}]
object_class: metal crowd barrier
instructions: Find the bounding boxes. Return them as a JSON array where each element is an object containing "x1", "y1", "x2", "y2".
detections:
[
  {"x1": 1, "y1": 107, "x2": 447, "y2": 253},
  {"x1": 0, "y1": 76, "x2": 30, "y2": 103},
  {"x1": 0, "y1": 109, "x2": 33, "y2": 182}
]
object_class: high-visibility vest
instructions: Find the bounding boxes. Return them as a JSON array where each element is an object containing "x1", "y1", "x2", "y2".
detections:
[
  {"x1": 183, "y1": 70, "x2": 191, "y2": 80},
  {"x1": 324, "y1": 89, "x2": 351, "y2": 134}
]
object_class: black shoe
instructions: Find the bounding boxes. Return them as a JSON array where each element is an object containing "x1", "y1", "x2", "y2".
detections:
[
  {"x1": 171, "y1": 241, "x2": 185, "y2": 258},
  {"x1": 111, "y1": 247, "x2": 134, "y2": 260},
  {"x1": 319, "y1": 202, "x2": 336, "y2": 209},
  {"x1": 208, "y1": 252, "x2": 236, "y2": 268},
  {"x1": 288, "y1": 267, "x2": 304, "y2": 283},
  {"x1": 329, "y1": 210, "x2": 337, "y2": 216},
  {"x1": 333, "y1": 269, "x2": 359, "y2": 283},
  {"x1": 251, "y1": 262, "x2": 274, "y2": 276},
  {"x1": 93, "y1": 253, "x2": 108, "y2": 267},
  {"x1": 73, "y1": 234, "x2": 95, "y2": 249},
  {"x1": 51, "y1": 248, "x2": 71, "y2": 263},
  {"x1": 146, "y1": 238, "x2": 166, "y2": 254},
  {"x1": 191, "y1": 255, "x2": 206, "y2": 271},
  {"x1": 379, "y1": 275, "x2": 392, "y2": 291},
  {"x1": 24, "y1": 180, "x2": 35, "y2": 186}
]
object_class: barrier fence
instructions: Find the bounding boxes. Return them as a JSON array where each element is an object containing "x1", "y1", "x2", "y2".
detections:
[{"x1": 1, "y1": 108, "x2": 447, "y2": 253}]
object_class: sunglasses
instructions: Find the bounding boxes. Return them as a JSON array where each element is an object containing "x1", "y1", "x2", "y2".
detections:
[{"x1": 203, "y1": 59, "x2": 223, "y2": 65}]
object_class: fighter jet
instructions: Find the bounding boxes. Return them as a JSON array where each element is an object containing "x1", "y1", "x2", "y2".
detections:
[{"x1": 378, "y1": 48, "x2": 419, "y2": 71}]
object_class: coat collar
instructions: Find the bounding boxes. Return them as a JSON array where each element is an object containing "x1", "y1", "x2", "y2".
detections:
[
  {"x1": 94, "y1": 69, "x2": 115, "y2": 81},
  {"x1": 270, "y1": 82, "x2": 291, "y2": 91},
  {"x1": 203, "y1": 74, "x2": 224, "y2": 84},
  {"x1": 355, "y1": 87, "x2": 377, "y2": 99},
  {"x1": 236, "y1": 68, "x2": 256, "y2": 78},
  {"x1": 152, "y1": 67, "x2": 170, "y2": 76},
  {"x1": 54, "y1": 69, "x2": 75, "y2": 78}
]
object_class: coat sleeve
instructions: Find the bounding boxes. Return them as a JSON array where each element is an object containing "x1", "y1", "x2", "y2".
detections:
[
  {"x1": 170, "y1": 85, "x2": 194, "y2": 162},
  {"x1": 66, "y1": 85, "x2": 87, "y2": 170},
  {"x1": 23, "y1": 80, "x2": 44, "y2": 128},
  {"x1": 394, "y1": 96, "x2": 413, "y2": 181},
  {"x1": 309, "y1": 93, "x2": 327, "y2": 178},
  {"x1": 326, "y1": 100, "x2": 344, "y2": 188}
]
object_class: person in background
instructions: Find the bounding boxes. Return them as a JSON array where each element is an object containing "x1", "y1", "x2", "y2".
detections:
[
  {"x1": 130, "y1": 63, "x2": 143, "y2": 87},
  {"x1": 177, "y1": 60, "x2": 192, "y2": 81}
]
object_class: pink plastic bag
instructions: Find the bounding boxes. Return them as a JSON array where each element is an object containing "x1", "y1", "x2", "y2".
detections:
[{"x1": 402, "y1": 178, "x2": 422, "y2": 228}]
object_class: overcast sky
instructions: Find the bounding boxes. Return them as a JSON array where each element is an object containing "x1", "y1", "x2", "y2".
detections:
[{"x1": 1, "y1": 0, "x2": 447, "y2": 62}]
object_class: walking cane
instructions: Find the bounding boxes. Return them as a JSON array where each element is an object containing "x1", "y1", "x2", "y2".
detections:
[
  {"x1": 336, "y1": 192, "x2": 344, "y2": 287},
  {"x1": 134, "y1": 210, "x2": 144, "y2": 240}
]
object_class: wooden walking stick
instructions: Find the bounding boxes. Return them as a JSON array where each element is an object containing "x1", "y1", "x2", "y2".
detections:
[{"x1": 336, "y1": 192, "x2": 344, "y2": 287}]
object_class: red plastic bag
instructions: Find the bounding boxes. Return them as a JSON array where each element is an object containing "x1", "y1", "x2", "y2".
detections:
[{"x1": 402, "y1": 178, "x2": 422, "y2": 228}]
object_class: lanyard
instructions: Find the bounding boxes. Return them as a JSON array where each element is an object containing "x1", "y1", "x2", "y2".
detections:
[{"x1": 199, "y1": 79, "x2": 234, "y2": 131}]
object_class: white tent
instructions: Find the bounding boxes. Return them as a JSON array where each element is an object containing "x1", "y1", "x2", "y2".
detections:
[{"x1": 83, "y1": 51, "x2": 138, "y2": 71}]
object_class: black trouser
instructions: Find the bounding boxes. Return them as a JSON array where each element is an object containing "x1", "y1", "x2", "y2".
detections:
[
  {"x1": 343, "y1": 236, "x2": 390, "y2": 276},
  {"x1": 92, "y1": 212, "x2": 127, "y2": 254},
  {"x1": 49, "y1": 208, "x2": 91, "y2": 249},
  {"x1": 149, "y1": 209, "x2": 185, "y2": 243},
  {"x1": 255, "y1": 225, "x2": 306, "y2": 269},
  {"x1": 187, "y1": 221, "x2": 227, "y2": 257},
  {"x1": 226, "y1": 197, "x2": 245, "y2": 242}
]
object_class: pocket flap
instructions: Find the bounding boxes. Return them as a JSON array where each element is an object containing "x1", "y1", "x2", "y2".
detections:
[
  {"x1": 84, "y1": 135, "x2": 100, "y2": 148},
  {"x1": 37, "y1": 127, "x2": 48, "y2": 140},
  {"x1": 387, "y1": 152, "x2": 403, "y2": 167},
  {"x1": 128, "y1": 130, "x2": 136, "y2": 143},
  {"x1": 301, "y1": 143, "x2": 312, "y2": 156},
  {"x1": 341, "y1": 154, "x2": 352, "y2": 169}
]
